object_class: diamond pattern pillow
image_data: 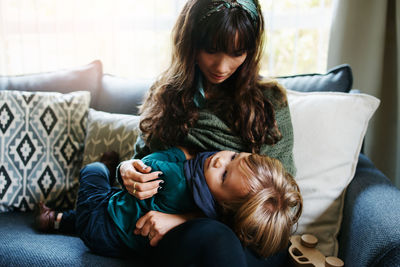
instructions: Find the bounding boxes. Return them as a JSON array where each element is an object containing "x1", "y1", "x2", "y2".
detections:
[
  {"x1": 0, "y1": 90, "x2": 90, "y2": 212},
  {"x1": 82, "y1": 109, "x2": 140, "y2": 170}
]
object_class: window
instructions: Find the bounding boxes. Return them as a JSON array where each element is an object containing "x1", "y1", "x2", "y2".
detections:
[
  {"x1": 0, "y1": 0, "x2": 333, "y2": 79},
  {"x1": 260, "y1": 0, "x2": 334, "y2": 77}
]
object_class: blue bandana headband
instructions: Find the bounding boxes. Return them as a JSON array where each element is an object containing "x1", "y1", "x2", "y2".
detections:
[{"x1": 200, "y1": 0, "x2": 259, "y2": 25}]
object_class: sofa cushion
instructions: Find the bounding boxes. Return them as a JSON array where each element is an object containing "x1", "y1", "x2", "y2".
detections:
[
  {"x1": 0, "y1": 91, "x2": 90, "y2": 212},
  {"x1": 0, "y1": 60, "x2": 103, "y2": 108},
  {"x1": 82, "y1": 109, "x2": 140, "y2": 172},
  {"x1": 287, "y1": 89, "x2": 379, "y2": 256},
  {"x1": 277, "y1": 64, "x2": 353, "y2": 93},
  {"x1": 0, "y1": 211, "x2": 146, "y2": 267}
]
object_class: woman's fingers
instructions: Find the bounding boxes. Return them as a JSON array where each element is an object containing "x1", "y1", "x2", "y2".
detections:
[
  {"x1": 126, "y1": 179, "x2": 160, "y2": 199},
  {"x1": 135, "y1": 187, "x2": 160, "y2": 200},
  {"x1": 125, "y1": 172, "x2": 161, "y2": 192},
  {"x1": 132, "y1": 160, "x2": 151, "y2": 175},
  {"x1": 120, "y1": 159, "x2": 163, "y2": 199},
  {"x1": 131, "y1": 180, "x2": 164, "y2": 200},
  {"x1": 135, "y1": 179, "x2": 163, "y2": 192},
  {"x1": 130, "y1": 164, "x2": 162, "y2": 183}
]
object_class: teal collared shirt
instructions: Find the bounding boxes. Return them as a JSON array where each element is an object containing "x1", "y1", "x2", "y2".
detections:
[{"x1": 108, "y1": 147, "x2": 198, "y2": 251}]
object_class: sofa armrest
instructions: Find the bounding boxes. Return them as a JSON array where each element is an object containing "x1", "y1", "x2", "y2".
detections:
[{"x1": 338, "y1": 153, "x2": 400, "y2": 267}]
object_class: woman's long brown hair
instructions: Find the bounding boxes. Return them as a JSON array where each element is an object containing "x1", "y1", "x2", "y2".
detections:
[{"x1": 139, "y1": 0, "x2": 286, "y2": 153}]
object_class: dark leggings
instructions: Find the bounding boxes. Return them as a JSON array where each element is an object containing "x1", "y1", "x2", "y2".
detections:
[
  {"x1": 75, "y1": 162, "x2": 130, "y2": 257},
  {"x1": 154, "y1": 218, "x2": 288, "y2": 267},
  {"x1": 61, "y1": 162, "x2": 287, "y2": 266}
]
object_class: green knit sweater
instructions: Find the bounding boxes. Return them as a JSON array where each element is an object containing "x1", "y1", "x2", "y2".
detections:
[{"x1": 134, "y1": 89, "x2": 296, "y2": 177}]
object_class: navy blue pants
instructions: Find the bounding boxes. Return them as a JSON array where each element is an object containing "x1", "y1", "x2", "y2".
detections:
[
  {"x1": 64, "y1": 162, "x2": 287, "y2": 266},
  {"x1": 153, "y1": 218, "x2": 287, "y2": 267},
  {"x1": 75, "y1": 162, "x2": 130, "y2": 257}
]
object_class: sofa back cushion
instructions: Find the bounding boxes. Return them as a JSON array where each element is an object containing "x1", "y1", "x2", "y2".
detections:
[
  {"x1": 97, "y1": 75, "x2": 151, "y2": 115},
  {"x1": 82, "y1": 109, "x2": 140, "y2": 179},
  {"x1": 95, "y1": 64, "x2": 353, "y2": 115},
  {"x1": 277, "y1": 64, "x2": 353, "y2": 93},
  {"x1": 0, "y1": 61, "x2": 102, "y2": 108}
]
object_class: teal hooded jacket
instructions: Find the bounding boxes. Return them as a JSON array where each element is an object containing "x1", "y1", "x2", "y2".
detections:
[{"x1": 108, "y1": 147, "x2": 198, "y2": 251}]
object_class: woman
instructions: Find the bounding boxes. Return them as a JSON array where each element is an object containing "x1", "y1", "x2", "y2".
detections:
[
  {"x1": 119, "y1": 0, "x2": 295, "y2": 266},
  {"x1": 36, "y1": 0, "x2": 295, "y2": 266}
]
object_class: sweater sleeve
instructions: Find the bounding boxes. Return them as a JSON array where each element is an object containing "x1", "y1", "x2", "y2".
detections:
[
  {"x1": 126, "y1": 87, "x2": 297, "y2": 179},
  {"x1": 260, "y1": 90, "x2": 297, "y2": 177}
]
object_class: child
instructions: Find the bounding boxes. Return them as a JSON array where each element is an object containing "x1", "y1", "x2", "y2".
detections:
[{"x1": 38, "y1": 147, "x2": 302, "y2": 258}]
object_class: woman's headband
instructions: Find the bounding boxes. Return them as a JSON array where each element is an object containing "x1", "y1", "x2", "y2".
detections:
[{"x1": 200, "y1": 0, "x2": 259, "y2": 25}]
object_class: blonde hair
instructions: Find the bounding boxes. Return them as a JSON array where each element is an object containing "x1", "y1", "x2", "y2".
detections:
[{"x1": 220, "y1": 154, "x2": 302, "y2": 258}]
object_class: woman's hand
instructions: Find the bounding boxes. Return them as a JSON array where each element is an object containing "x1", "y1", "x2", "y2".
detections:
[
  {"x1": 134, "y1": 211, "x2": 196, "y2": 246},
  {"x1": 119, "y1": 159, "x2": 163, "y2": 200}
]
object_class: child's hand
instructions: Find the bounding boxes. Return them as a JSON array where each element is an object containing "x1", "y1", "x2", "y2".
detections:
[{"x1": 134, "y1": 211, "x2": 192, "y2": 246}]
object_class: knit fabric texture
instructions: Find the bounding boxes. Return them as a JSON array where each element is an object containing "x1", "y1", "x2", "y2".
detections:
[{"x1": 134, "y1": 89, "x2": 296, "y2": 177}]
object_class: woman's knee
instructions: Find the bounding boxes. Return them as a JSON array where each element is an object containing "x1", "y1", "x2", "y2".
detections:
[
  {"x1": 189, "y1": 218, "x2": 240, "y2": 245},
  {"x1": 157, "y1": 218, "x2": 247, "y2": 267},
  {"x1": 159, "y1": 218, "x2": 240, "y2": 248}
]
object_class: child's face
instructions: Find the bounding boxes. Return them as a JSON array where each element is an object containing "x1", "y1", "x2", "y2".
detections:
[{"x1": 204, "y1": 150, "x2": 251, "y2": 203}]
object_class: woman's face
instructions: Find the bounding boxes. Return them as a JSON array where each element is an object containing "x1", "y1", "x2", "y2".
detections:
[{"x1": 196, "y1": 49, "x2": 247, "y2": 85}]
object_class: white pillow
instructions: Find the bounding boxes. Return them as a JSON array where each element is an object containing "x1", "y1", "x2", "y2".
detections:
[{"x1": 287, "y1": 89, "x2": 380, "y2": 256}]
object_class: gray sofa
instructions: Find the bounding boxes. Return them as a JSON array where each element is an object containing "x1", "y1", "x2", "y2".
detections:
[{"x1": 0, "y1": 60, "x2": 399, "y2": 267}]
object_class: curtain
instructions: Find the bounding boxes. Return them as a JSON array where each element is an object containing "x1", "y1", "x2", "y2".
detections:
[
  {"x1": 328, "y1": 0, "x2": 400, "y2": 187},
  {"x1": 0, "y1": 0, "x2": 186, "y2": 79},
  {"x1": 0, "y1": 0, "x2": 333, "y2": 79}
]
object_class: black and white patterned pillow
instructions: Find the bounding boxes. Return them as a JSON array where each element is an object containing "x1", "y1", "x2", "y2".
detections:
[{"x1": 0, "y1": 90, "x2": 90, "y2": 212}]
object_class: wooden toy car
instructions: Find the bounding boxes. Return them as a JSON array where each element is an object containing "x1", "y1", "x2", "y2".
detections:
[{"x1": 289, "y1": 234, "x2": 344, "y2": 267}]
